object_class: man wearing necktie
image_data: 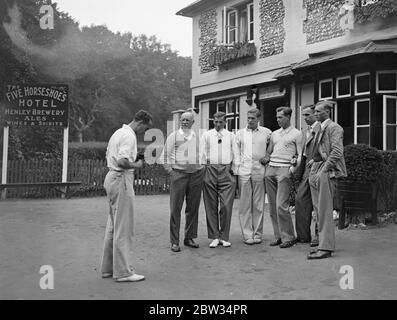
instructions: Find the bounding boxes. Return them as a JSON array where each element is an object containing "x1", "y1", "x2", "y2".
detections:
[
  {"x1": 307, "y1": 101, "x2": 347, "y2": 260},
  {"x1": 200, "y1": 112, "x2": 238, "y2": 248},
  {"x1": 295, "y1": 105, "x2": 320, "y2": 246}
]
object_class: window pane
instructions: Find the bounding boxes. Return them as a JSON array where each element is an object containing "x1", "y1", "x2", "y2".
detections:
[
  {"x1": 386, "y1": 126, "x2": 396, "y2": 150},
  {"x1": 379, "y1": 72, "x2": 397, "y2": 91},
  {"x1": 227, "y1": 118, "x2": 235, "y2": 131},
  {"x1": 357, "y1": 100, "x2": 369, "y2": 125},
  {"x1": 229, "y1": 29, "x2": 236, "y2": 43},
  {"x1": 226, "y1": 100, "x2": 235, "y2": 114},
  {"x1": 386, "y1": 98, "x2": 397, "y2": 124},
  {"x1": 320, "y1": 81, "x2": 332, "y2": 98},
  {"x1": 338, "y1": 78, "x2": 350, "y2": 96},
  {"x1": 217, "y1": 102, "x2": 226, "y2": 113},
  {"x1": 357, "y1": 127, "x2": 370, "y2": 144},
  {"x1": 229, "y1": 12, "x2": 236, "y2": 27},
  {"x1": 356, "y1": 74, "x2": 370, "y2": 93},
  {"x1": 240, "y1": 10, "x2": 247, "y2": 42}
]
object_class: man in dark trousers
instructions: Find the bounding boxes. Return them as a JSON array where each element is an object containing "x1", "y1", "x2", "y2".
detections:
[
  {"x1": 295, "y1": 105, "x2": 320, "y2": 246},
  {"x1": 200, "y1": 112, "x2": 238, "y2": 248},
  {"x1": 161, "y1": 112, "x2": 204, "y2": 252},
  {"x1": 307, "y1": 101, "x2": 347, "y2": 259}
]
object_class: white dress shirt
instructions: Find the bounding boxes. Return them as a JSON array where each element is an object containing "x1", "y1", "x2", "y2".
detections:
[
  {"x1": 106, "y1": 124, "x2": 137, "y2": 171},
  {"x1": 200, "y1": 128, "x2": 238, "y2": 172}
]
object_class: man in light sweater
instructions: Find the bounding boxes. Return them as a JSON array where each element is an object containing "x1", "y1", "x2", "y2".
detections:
[
  {"x1": 236, "y1": 108, "x2": 272, "y2": 245},
  {"x1": 264, "y1": 106, "x2": 302, "y2": 248},
  {"x1": 161, "y1": 112, "x2": 204, "y2": 253}
]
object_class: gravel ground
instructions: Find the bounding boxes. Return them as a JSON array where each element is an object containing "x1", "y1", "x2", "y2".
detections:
[{"x1": 0, "y1": 195, "x2": 396, "y2": 300}]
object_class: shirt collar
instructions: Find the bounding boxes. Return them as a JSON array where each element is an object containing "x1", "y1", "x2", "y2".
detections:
[
  {"x1": 245, "y1": 125, "x2": 259, "y2": 132},
  {"x1": 213, "y1": 128, "x2": 225, "y2": 137},
  {"x1": 122, "y1": 124, "x2": 136, "y2": 136},
  {"x1": 280, "y1": 125, "x2": 293, "y2": 134},
  {"x1": 179, "y1": 128, "x2": 195, "y2": 139},
  {"x1": 310, "y1": 121, "x2": 319, "y2": 130},
  {"x1": 320, "y1": 119, "x2": 331, "y2": 130}
]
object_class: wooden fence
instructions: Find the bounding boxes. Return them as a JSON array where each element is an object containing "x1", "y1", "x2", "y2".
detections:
[{"x1": 0, "y1": 160, "x2": 170, "y2": 199}]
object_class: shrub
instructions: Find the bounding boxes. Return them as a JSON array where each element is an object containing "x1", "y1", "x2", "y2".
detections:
[
  {"x1": 343, "y1": 144, "x2": 384, "y2": 184},
  {"x1": 378, "y1": 150, "x2": 397, "y2": 212},
  {"x1": 68, "y1": 141, "x2": 108, "y2": 160}
]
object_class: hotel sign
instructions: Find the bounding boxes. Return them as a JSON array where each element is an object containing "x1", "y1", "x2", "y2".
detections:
[{"x1": 3, "y1": 84, "x2": 69, "y2": 127}]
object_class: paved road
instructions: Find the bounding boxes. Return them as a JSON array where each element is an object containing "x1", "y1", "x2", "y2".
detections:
[{"x1": 0, "y1": 195, "x2": 396, "y2": 300}]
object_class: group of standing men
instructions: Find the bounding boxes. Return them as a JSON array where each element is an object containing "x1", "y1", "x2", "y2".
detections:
[{"x1": 99, "y1": 100, "x2": 346, "y2": 282}]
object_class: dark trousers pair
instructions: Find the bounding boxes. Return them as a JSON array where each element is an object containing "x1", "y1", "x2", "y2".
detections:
[
  {"x1": 295, "y1": 163, "x2": 318, "y2": 242},
  {"x1": 202, "y1": 165, "x2": 236, "y2": 241},
  {"x1": 169, "y1": 168, "x2": 204, "y2": 245}
]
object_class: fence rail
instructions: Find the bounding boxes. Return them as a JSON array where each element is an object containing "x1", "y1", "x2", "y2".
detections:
[{"x1": 0, "y1": 160, "x2": 170, "y2": 199}]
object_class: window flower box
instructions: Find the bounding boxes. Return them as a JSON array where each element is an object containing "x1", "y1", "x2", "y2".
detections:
[{"x1": 208, "y1": 42, "x2": 257, "y2": 69}]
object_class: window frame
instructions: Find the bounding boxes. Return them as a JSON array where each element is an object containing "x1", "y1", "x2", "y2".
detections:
[
  {"x1": 376, "y1": 70, "x2": 397, "y2": 94},
  {"x1": 210, "y1": 97, "x2": 240, "y2": 132},
  {"x1": 354, "y1": 98, "x2": 371, "y2": 145},
  {"x1": 222, "y1": 2, "x2": 254, "y2": 45},
  {"x1": 354, "y1": 72, "x2": 371, "y2": 96},
  {"x1": 336, "y1": 75, "x2": 351, "y2": 98},
  {"x1": 247, "y1": 2, "x2": 254, "y2": 42},
  {"x1": 226, "y1": 9, "x2": 238, "y2": 44},
  {"x1": 383, "y1": 95, "x2": 397, "y2": 151},
  {"x1": 319, "y1": 79, "x2": 333, "y2": 101}
]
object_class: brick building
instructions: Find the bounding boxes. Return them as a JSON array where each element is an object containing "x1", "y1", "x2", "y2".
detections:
[{"x1": 176, "y1": 0, "x2": 397, "y2": 150}]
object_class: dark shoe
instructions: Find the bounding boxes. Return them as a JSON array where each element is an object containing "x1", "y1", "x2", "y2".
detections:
[
  {"x1": 184, "y1": 239, "x2": 199, "y2": 248},
  {"x1": 307, "y1": 250, "x2": 332, "y2": 260},
  {"x1": 310, "y1": 239, "x2": 319, "y2": 247},
  {"x1": 296, "y1": 238, "x2": 310, "y2": 243},
  {"x1": 279, "y1": 239, "x2": 297, "y2": 248},
  {"x1": 269, "y1": 238, "x2": 282, "y2": 246},
  {"x1": 171, "y1": 244, "x2": 181, "y2": 252}
]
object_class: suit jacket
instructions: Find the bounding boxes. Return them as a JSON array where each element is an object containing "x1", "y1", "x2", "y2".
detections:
[
  {"x1": 295, "y1": 122, "x2": 320, "y2": 181},
  {"x1": 317, "y1": 120, "x2": 347, "y2": 179}
]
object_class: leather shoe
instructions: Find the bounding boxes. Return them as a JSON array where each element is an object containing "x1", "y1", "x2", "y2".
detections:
[
  {"x1": 269, "y1": 238, "x2": 282, "y2": 246},
  {"x1": 171, "y1": 244, "x2": 181, "y2": 252},
  {"x1": 296, "y1": 238, "x2": 310, "y2": 243},
  {"x1": 184, "y1": 239, "x2": 199, "y2": 248},
  {"x1": 307, "y1": 250, "x2": 332, "y2": 260},
  {"x1": 279, "y1": 239, "x2": 297, "y2": 248}
]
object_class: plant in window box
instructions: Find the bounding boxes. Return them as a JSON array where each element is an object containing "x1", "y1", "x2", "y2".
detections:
[
  {"x1": 354, "y1": 0, "x2": 397, "y2": 24},
  {"x1": 208, "y1": 42, "x2": 257, "y2": 68},
  {"x1": 337, "y1": 144, "x2": 384, "y2": 229}
]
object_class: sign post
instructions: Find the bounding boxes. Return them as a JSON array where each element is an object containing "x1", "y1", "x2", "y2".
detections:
[
  {"x1": 2, "y1": 84, "x2": 69, "y2": 199},
  {"x1": 1, "y1": 126, "x2": 9, "y2": 200}
]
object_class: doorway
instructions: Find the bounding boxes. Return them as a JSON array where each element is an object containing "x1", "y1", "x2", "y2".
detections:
[{"x1": 259, "y1": 97, "x2": 287, "y2": 131}]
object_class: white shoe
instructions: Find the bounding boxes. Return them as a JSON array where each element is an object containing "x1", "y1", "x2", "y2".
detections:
[
  {"x1": 220, "y1": 240, "x2": 231, "y2": 247},
  {"x1": 101, "y1": 272, "x2": 112, "y2": 278},
  {"x1": 209, "y1": 239, "x2": 220, "y2": 248},
  {"x1": 116, "y1": 274, "x2": 145, "y2": 282},
  {"x1": 253, "y1": 238, "x2": 262, "y2": 244}
]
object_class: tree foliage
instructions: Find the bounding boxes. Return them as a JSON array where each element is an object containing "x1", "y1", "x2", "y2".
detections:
[{"x1": 0, "y1": 0, "x2": 192, "y2": 159}]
